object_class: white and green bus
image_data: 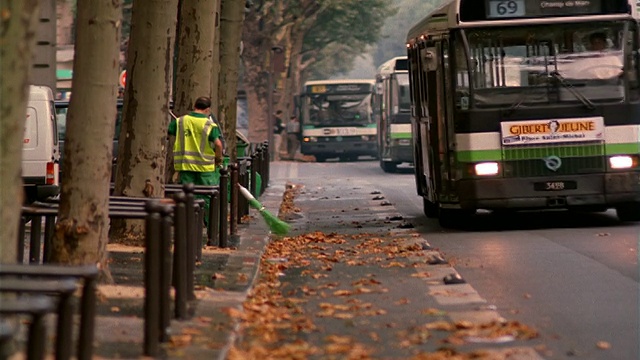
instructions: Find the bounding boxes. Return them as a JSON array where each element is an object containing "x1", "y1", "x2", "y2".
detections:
[
  {"x1": 375, "y1": 56, "x2": 413, "y2": 172},
  {"x1": 407, "y1": 0, "x2": 640, "y2": 227},
  {"x1": 299, "y1": 79, "x2": 378, "y2": 162}
]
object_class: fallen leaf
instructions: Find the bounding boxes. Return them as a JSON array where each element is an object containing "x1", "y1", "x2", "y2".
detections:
[
  {"x1": 596, "y1": 341, "x2": 611, "y2": 350},
  {"x1": 169, "y1": 334, "x2": 192, "y2": 347}
]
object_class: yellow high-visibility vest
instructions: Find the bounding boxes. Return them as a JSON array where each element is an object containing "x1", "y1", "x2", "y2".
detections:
[{"x1": 173, "y1": 115, "x2": 217, "y2": 172}]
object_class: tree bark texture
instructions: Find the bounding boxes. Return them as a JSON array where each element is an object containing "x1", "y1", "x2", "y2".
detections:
[
  {"x1": 0, "y1": 0, "x2": 40, "y2": 263},
  {"x1": 173, "y1": 0, "x2": 216, "y2": 115},
  {"x1": 166, "y1": 0, "x2": 216, "y2": 182},
  {"x1": 111, "y1": 0, "x2": 179, "y2": 245},
  {"x1": 218, "y1": 0, "x2": 245, "y2": 161},
  {"x1": 50, "y1": 0, "x2": 121, "y2": 274},
  {"x1": 210, "y1": 0, "x2": 222, "y2": 120}
]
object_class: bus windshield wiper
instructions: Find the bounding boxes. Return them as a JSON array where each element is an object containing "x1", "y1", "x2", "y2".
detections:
[{"x1": 549, "y1": 71, "x2": 596, "y2": 110}]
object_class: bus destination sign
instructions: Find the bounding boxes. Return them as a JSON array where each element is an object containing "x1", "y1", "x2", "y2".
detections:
[
  {"x1": 486, "y1": 0, "x2": 612, "y2": 19},
  {"x1": 308, "y1": 84, "x2": 372, "y2": 94}
]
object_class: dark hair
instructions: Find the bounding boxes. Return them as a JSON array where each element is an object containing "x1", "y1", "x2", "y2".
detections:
[
  {"x1": 275, "y1": 110, "x2": 283, "y2": 115},
  {"x1": 194, "y1": 96, "x2": 212, "y2": 110}
]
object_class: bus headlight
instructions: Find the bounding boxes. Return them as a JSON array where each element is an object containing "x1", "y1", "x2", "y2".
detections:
[
  {"x1": 303, "y1": 136, "x2": 317, "y2": 143},
  {"x1": 474, "y1": 162, "x2": 499, "y2": 176},
  {"x1": 609, "y1": 155, "x2": 636, "y2": 169}
]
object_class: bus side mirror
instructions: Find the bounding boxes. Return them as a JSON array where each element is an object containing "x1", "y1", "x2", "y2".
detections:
[{"x1": 424, "y1": 48, "x2": 437, "y2": 71}]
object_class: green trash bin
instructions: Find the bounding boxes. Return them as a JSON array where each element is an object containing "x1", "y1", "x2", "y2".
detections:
[{"x1": 236, "y1": 130, "x2": 249, "y2": 157}]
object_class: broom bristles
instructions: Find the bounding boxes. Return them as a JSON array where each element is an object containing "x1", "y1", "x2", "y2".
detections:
[{"x1": 259, "y1": 208, "x2": 290, "y2": 235}]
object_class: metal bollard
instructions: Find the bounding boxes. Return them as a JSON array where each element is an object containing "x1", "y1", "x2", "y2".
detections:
[
  {"x1": 208, "y1": 190, "x2": 220, "y2": 247},
  {"x1": 219, "y1": 168, "x2": 229, "y2": 248},
  {"x1": 263, "y1": 141, "x2": 270, "y2": 190},
  {"x1": 17, "y1": 216, "x2": 26, "y2": 263},
  {"x1": 144, "y1": 200, "x2": 162, "y2": 357},
  {"x1": 172, "y1": 192, "x2": 188, "y2": 319},
  {"x1": 207, "y1": 189, "x2": 218, "y2": 245},
  {"x1": 182, "y1": 184, "x2": 196, "y2": 301},
  {"x1": 230, "y1": 164, "x2": 239, "y2": 237},
  {"x1": 159, "y1": 205, "x2": 172, "y2": 343},
  {"x1": 43, "y1": 215, "x2": 56, "y2": 263},
  {"x1": 29, "y1": 215, "x2": 42, "y2": 263},
  {"x1": 239, "y1": 160, "x2": 249, "y2": 220},
  {"x1": 251, "y1": 151, "x2": 259, "y2": 197},
  {"x1": 194, "y1": 200, "x2": 205, "y2": 262}
]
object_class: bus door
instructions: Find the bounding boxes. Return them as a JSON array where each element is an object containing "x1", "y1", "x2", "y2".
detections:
[
  {"x1": 438, "y1": 37, "x2": 456, "y2": 200},
  {"x1": 424, "y1": 37, "x2": 455, "y2": 203},
  {"x1": 421, "y1": 41, "x2": 440, "y2": 202}
]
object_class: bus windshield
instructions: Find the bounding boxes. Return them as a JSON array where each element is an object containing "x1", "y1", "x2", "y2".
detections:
[
  {"x1": 458, "y1": 21, "x2": 634, "y2": 108},
  {"x1": 305, "y1": 93, "x2": 373, "y2": 126}
]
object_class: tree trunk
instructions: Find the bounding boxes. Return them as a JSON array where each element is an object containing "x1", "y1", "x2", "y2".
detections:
[
  {"x1": 166, "y1": 0, "x2": 216, "y2": 182},
  {"x1": 110, "y1": 0, "x2": 180, "y2": 245},
  {"x1": 218, "y1": 0, "x2": 245, "y2": 162},
  {"x1": 56, "y1": 0, "x2": 75, "y2": 46},
  {"x1": 0, "y1": 1, "x2": 40, "y2": 263},
  {"x1": 50, "y1": 0, "x2": 121, "y2": 279},
  {"x1": 210, "y1": 0, "x2": 222, "y2": 120}
]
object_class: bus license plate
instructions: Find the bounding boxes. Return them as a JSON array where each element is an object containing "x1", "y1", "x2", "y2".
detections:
[
  {"x1": 534, "y1": 181, "x2": 577, "y2": 191},
  {"x1": 335, "y1": 128, "x2": 357, "y2": 136}
]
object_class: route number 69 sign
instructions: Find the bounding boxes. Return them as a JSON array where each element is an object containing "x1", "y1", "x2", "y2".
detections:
[{"x1": 488, "y1": 0, "x2": 526, "y2": 18}]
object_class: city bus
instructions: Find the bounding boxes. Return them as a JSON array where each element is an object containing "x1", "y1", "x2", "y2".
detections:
[
  {"x1": 406, "y1": 0, "x2": 640, "y2": 227},
  {"x1": 375, "y1": 56, "x2": 413, "y2": 172},
  {"x1": 299, "y1": 79, "x2": 378, "y2": 162}
]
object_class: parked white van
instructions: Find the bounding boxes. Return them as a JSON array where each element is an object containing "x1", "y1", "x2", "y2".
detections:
[{"x1": 23, "y1": 85, "x2": 60, "y2": 203}]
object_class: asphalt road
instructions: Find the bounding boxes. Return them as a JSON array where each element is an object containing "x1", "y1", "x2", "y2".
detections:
[{"x1": 272, "y1": 158, "x2": 639, "y2": 360}]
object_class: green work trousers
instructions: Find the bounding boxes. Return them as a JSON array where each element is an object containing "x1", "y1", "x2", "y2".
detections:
[{"x1": 179, "y1": 170, "x2": 220, "y2": 227}]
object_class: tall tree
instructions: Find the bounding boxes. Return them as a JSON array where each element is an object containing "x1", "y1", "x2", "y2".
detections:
[
  {"x1": 372, "y1": 0, "x2": 441, "y2": 67},
  {"x1": 218, "y1": 0, "x2": 246, "y2": 162},
  {"x1": 49, "y1": 0, "x2": 121, "y2": 275},
  {"x1": 0, "y1": 1, "x2": 40, "y2": 263},
  {"x1": 166, "y1": 0, "x2": 217, "y2": 182},
  {"x1": 210, "y1": 0, "x2": 222, "y2": 120},
  {"x1": 241, "y1": 0, "x2": 393, "y2": 143},
  {"x1": 110, "y1": 0, "x2": 180, "y2": 245}
]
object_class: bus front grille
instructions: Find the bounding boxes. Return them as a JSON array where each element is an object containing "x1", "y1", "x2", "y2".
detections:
[{"x1": 502, "y1": 143, "x2": 605, "y2": 177}]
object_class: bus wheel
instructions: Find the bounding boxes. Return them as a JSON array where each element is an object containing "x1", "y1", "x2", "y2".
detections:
[
  {"x1": 315, "y1": 155, "x2": 326, "y2": 163},
  {"x1": 423, "y1": 198, "x2": 438, "y2": 218},
  {"x1": 616, "y1": 203, "x2": 640, "y2": 222},
  {"x1": 380, "y1": 160, "x2": 397, "y2": 173},
  {"x1": 438, "y1": 208, "x2": 475, "y2": 229}
]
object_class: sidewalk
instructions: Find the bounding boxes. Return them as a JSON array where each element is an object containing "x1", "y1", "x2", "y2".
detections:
[
  {"x1": 91, "y1": 164, "x2": 544, "y2": 359},
  {"x1": 90, "y1": 182, "x2": 282, "y2": 359}
]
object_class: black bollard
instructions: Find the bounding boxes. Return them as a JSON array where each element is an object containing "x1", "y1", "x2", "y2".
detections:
[
  {"x1": 172, "y1": 192, "x2": 188, "y2": 319},
  {"x1": 229, "y1": 164, "x2": 239, "y2": 237},
  {"x1": 144, "y1": 200, "x2": 162, "y2": 356},
  {"x1": 29, "y1": 215, "x2": 42, "y2": 263},
  {"x1": 219, "y1": 168, "x2": 229, "y2": 248},
  {"x1": 208, "y1": 189, "x2": 220, "y2": 247},
  {"x1": 182, "y1": 184, "x2": 196, "y2": 301},
  {"x1": 251, "y1": 151, "x2": 259, "y2": 197},
  {"x1": 159, "y1": 204, "x2": 172, "y2": 343}
]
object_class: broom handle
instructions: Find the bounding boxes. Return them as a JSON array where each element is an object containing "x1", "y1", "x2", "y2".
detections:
[{"x1": 238, "y1": 184, "x2": 256, "y2": 201}]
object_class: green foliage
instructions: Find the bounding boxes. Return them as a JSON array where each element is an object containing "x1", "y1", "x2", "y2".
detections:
[
  {"x1": 302, "y1": 0, "x2": 396, "y2": 79},
  {"x1": 372, "y1": 0, "x2": 445, "y2": 68}
]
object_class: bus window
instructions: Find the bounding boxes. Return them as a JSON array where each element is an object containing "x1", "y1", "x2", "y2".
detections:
[{"x1": 464, "y1": 22, "x2": 626, "y2": 108}]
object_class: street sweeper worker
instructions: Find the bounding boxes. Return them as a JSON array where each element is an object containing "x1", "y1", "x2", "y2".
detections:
[{"x1": 169, "y1": 96, "x2": 223, "y2": 226}]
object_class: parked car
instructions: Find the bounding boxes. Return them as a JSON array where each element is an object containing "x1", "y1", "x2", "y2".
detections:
[
  {"x1": 54, "y1": 99, "x2": 122, "y2": 181},
  {"x1": 23, "y1": 85, "x2": 60, "y2": 203}
]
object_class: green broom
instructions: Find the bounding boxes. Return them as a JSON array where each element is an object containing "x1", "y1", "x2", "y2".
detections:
[{"x1": 238, "y1": 184, "x2": 290, "y2": 235}]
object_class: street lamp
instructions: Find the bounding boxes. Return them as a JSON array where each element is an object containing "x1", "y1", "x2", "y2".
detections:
[{"x1": 268, "y1": 46, "x2": 284, "y2": 161}]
